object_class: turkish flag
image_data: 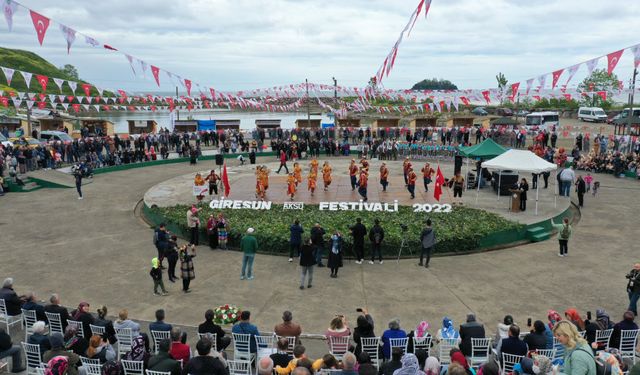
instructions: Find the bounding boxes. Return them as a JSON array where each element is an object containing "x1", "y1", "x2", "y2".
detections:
[
  {"x1": 82, "y1": 84, "x2": 92, "y2": 97},
  {"x1": 597, "y1": 91, "x2": 607, "y2": 101},
  {"x1": 72, "y1": 103, "x2": 80, "y2": 112},
  {"x1": 460, "y1": 96, "x2": 470, "y2": 106},
  {"x1": 35, "y1": 75, "x2": 48, "y2": 92},
  {"x1": 151, "y1": 65, "x2": 161, "y2": 86},
  {"x1": 222, "y1": 162, "x2": 231, "y2": 197},
  {"x1": 184, "y1": 79, "x2": 192, "y2": 97},
  {"x1": 607, "y1": 49, "x2": 624, "y2": 75},
  {"x1": 434, "y1": 166, "x2": 445, "y2": 202},
  {"x1": 29, "y1": 10, "x2": 50, "y2": 45},
  {"x1": 551, "y1": 69, "x2": 564, "y2": 89},
  {"x1": 510, "y1": 83, "x2": 520, "y2": 102},
  {"x1": 37, "y1": 101, "x2": 46, "y2": 109},
  {"x1": 481, "y1": 90, "x2": 491, "y2": 104}
]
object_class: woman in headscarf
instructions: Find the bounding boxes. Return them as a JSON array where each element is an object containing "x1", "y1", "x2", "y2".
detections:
[
  {"x1": 450, "y1": 348, "x2": 473, "y2": 375},
  {"x1": 124, "y1": 335, "x2": 151, "y2": 368},
  {"x1": 69, "y1": 301, "x2": 94, "y2": 340},
  {"x1": 423, "y1": 357, "x2": 440, "y2": 375},
  {"x1": 565, "y1": 308, "x2": 586, "y2": 331},
  {"x1": 407, "y1": 321, "x2": 432, "y2": 353},
  {"x1": 392, "y1": 353, "x2": 424, "y2": 375},
  {"x1": 436, "y1": 317, "x2": 460, "y2": 343},
  {"x1": 595, "y1": 309, "x2": 612, "y2": 330},
  {"x1": 64, "y1": 325, "x2": 88, "y2": 356},
  {"x1": 547, "y1": 310, "x2": 562, "y2": 330}
]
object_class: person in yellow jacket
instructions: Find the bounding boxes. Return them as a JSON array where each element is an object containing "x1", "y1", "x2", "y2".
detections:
[
  {"x1": 274, "y1": 345, "x2": 327, "y2": 375},
  {"x1": 307, "y1": 170, "x2": 318, "y2": 196},
  {"x1": 287, "y1": 173, "x2": 297, "y2": 200},
  {"x1": 293, "y1": 162, "x2": 303, "y2": 186},
  {"x1": 322, "y1": 161, "x2": 332, "y2": 191},
  {"x1": 310, "y1": 157, "x2": 319, "y2": 174}
]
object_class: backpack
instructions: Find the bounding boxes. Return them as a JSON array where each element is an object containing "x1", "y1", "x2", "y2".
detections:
[
  {"x1": 561, "y1": 224, "x2": 570, "y2": 239},
  {"x1": 45, "y1": 356, "x2": 69, "y2": 375}
]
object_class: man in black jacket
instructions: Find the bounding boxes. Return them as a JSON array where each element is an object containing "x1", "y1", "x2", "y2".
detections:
[
  {"x1": 626, "y1": 263, "x2": 640, "y2": 316},
  {"x1": 182, "y1": 338, "x2": 227, "y2": 375},
  {"x1": 419, "y1": 219, "x2": 436, "y2": 268},
  {"x1": 148, "y1": 339, "x2": 181, "y2": 375},
  {"x1": 350, "y1": 218, "x2": 367, "y2": 264},
  {"x1": 368, "y1": 219, "x2": 384, "y2": 265},
  {"x1": 44, "y1": 293, "x2": 70, "y2": 330},
  {"x1": 0, "y1": 278, "x2": 23, "y2": 316},
  {"x1": 198, "y1": 309, "x2": 231, "y2": 352},
  {"x1": 310, "y1": 223, "x2": 326, "y2": 267},
  {"x1": 496, "y1": 325, "x2": 528, "y2": 364},
  {"x1": 459, "y1": 313, "x2": 485, "y2": 357},
  {"x1": 299, "y1": 241, "x2": 316, "y2": 290}
]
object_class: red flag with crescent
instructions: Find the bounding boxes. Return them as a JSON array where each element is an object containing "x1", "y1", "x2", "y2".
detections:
[
  {"x1": 151, "y1": 65, "x2": 161, "y2": 86},
  {"x1": 35, "y1": 75, "x2": 48, "y2": 92},
  {"x1": 82, "y1": 84, "x2": 92, "y2": 97},
  {"x1": 434, "y1": 166, "x2": 445, "y2": 202},
  {"x1": 29, "y1": 10, "x2": 50, "y2": 45},
  {"x1": 607, "y1": 49, "x2": 624, "y2": 75},
  {"x1": 222, "y1": 162, "x2": 231, "y2": 197}
]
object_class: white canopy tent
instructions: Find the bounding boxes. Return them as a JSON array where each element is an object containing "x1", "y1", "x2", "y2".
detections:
[{"x1": 480, "y1": 149, "x2": 558, "y2": 215}]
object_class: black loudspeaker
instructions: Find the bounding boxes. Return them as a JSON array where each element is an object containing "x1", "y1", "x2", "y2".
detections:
[
  {"x1": 454, "y1": 156, "x2": 463, "y2": 175},
  {"x1": 215, "y1": 154, "x2": 224, "y2": 166},
  {"x1": 492, "y1": 172, "x2": 518, "y2": 196}
]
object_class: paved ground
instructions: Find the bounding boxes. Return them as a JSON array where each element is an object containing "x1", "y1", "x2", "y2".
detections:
[{"x1": 1, "y1": 154, "x2": 638, "y2": 357}]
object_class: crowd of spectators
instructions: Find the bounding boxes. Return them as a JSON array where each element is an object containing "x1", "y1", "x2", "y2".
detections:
[{"x1": 3, "y1": 276, "x2": 640, "y2": 375}]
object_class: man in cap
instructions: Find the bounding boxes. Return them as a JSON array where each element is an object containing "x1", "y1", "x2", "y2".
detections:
[{"x1": 240, "y1": 227, "x2": 259, "y2": 280}]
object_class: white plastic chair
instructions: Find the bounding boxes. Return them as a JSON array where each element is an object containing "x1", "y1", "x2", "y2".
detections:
[
  {"x1": 22, "y1": 309, "x2": 38, "y2": 342},
  {"x1": 232, "y1": 333, "x2": 256, "y2": 365},
  {"x1": 0, "y1": 299, "x2": 22, "y2": 336},
  {"x1": 501, "y1": 353, "x2": 524, "y2": 375},
  {"x1": 21, "y1": 342, "x2": 42, "y2": 375},
  {"x1": 618, "y1": 329, "x2": 639, "y2": 365},
  {"x1": 90, "y1": 324, "x2": 106, "y2": 336},
  {"x1": 83, "y1": 363, "x2": 103, "y2": 375},
  {"x1": 534, "y1": 348, "x2": 556, "y2": 359},
  {"x1": 328, "y1": 335, "x2": 350, "y2": 361},
  {"x1": 80, "y1": 356, "x2": 100, "y2": 366},
  {"x1": 197, "y1": 332, "x2": 218, "y2": 352},
  {"x1": 578, "y1": 330, "x2": 586, "y2": 338},
  {"x1": 255, "y1": 334, "x2": 276, "y2": 358},
  {"x1": 35, "y1": 365, "x2": 46, "y2": 375},
  {"x1": 438, "y1": 338, "x2": 458, "y2": 365},
  {"x1": 145, "y1": 371, "x2": 171, "y2": 375},
  {"x1": 552, "y1": 337, "x2": 565, "y2": 362},
  {"x1": 44, "y1": 312, "x2": 63, "y2": 335},
  {"x1": 360, "y1": 337, "x2": 381, "y2": 369},
  {"x1": 469, "y1": 337, "x2": 491, "y2": 368},
  {"x1": 66, "y1": 319, "x2": 84, "y2": 338},
  {"x1": 389, "y1": 337, "x2": 409, "y2": 357},
  {"x1": 595, "y1": 328, "x2": 614, "y2": 350},
  {"x1": 151, "y1": 330, "x2": 171, "y2": 354},
  {"x1": 412, "y1": 335, "x2": 432, "y2": 356},
  {"x1": 276, "y1": 335, "x2": 297, "y2": 355},
  {"x1": 116, "y1": 327, "x2": 134, "y2": 359},
  {"x1": 228, "y1": 359, "x2": 252, "y2": 375},
  {"x1": 122, "y1": 360, "x2": 145, "y2": 375}
]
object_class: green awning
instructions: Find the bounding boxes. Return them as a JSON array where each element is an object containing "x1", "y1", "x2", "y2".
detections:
[{"x1": 458, "y1": 138, "x2": 508, "y2": 159}]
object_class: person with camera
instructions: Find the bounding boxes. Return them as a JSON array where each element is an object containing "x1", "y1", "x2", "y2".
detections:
[
  {"x1": 368, "y1": 219, "x2": 384, "y2": 265},
  {"x1": 419, "y1": 219, "x2": 436, "y2": 268},
  {"x1": 626, "y1": 263, "x2": 640, "y2": 316},
  {"x1": 350, "y1": 218, "x2": 367, "y2": 264}
]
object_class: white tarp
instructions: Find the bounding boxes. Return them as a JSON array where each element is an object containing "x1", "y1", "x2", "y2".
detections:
[{"x1": 481, "y1": 149, "x2": 557, "y2": 173}]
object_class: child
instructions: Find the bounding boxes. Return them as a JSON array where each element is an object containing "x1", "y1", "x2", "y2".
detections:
[
  {"x1": 149, "y1": 257, "x2": 168, "y2": 296},
  {"x1": 583, "y1": 172, "x2": 593, "y2": 192},
  {"x1": 592, "y1": 181, "x2": 600, "y2": 197}
]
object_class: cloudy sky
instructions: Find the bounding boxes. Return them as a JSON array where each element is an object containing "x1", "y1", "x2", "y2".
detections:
[{"x1": 1, "y1": 0, "x2": 639, "y2": 94}]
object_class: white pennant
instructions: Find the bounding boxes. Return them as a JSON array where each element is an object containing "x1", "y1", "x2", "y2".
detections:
[
  {"x1": 57, "y1": 95, "x2": 65, "y2": 102},
  {"x1": 16, "y1": 91, "x2": 24, "y2": 98},
  {"x1": 537, "y1": 75, "x2": 547, "y2": 90},
  {"x1": 85, "y1": 35, "x2": 100, "y2": 47},
  {"x1": 60, "y1": 103, "x2": 69, "y2": 111},
  {"x1": 59, "y1": 24, "x2": 76, "y2": 53},
  {"x1": 27, "y1": 92, "x2": 36, "y2": 100},
  {"x1": 48, "y1": 94, "x2": 56, "y2": 103},
  {"x1": 125, "y1": 54, "x2": 136, "y2": 76},
  {"x1": 68, "y1": 81, "x2": 77, "y2": 94},
  {"x1": 94, "y1": 86, "x2": 103, "y2": 96},
  {"x1": 139, "y1": 60, "x2": 148, "y2": 78},
  {"x1": 11, "y1": 98, "x2": 21, "y2": 107},
  {"x1": 53, "y1": 77, "x2": 64, "y2": 92},
  {"x1": 525, "y1": 79, "x2": 534, "y2": 95},
  {"x1": 76, "y1": 95, "x2": 84, "y2": 103},
  {"x1": 93, "y1": 104, "x2": 100, "y2": 111},
  {"x1": 26, "y1": 100, "x2": 34, "y2": 109},
  {"x1": 1, "y1": 66, "x2": 14, "y2": 85},
  {"x1": 82, "y1": 104, "x2": 89, "y2": 111},
  {"x1": 631, "y1": 44, "x2": 640, "y2": 68},
  {"x1": 565, "y1": 64, "x2": 580, "y2": 85},
  {"x1": 586, "y1": 58, "x2": 599, "y2": 76},
  {"x1": 20, "y1": 71, "x2": 32, "y2": 89},
  {"x1": 2, "y1": 0, "x2": 18, "y2": 32},
  {"x1": 86, "y1": 96, "x2": 93, "y2": 103}
]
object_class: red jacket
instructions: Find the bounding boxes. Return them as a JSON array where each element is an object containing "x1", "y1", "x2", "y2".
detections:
[
  {"x1": 170, "y1": 342, "x2": 191, "y2": 364},
  {"x1": 280, "y1": 151, "x2": 287, "y2": 163}
]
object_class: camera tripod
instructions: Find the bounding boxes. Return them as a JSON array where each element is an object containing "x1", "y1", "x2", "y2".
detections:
[{"x1": 396, "y1": 231, "x2": 412, "y2": 263}]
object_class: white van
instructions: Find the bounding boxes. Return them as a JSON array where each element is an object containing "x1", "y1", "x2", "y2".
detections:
[
  {"x1": 578, "y1": 107, "x2": 607, "y2": 122},
  {"x1": 620, "y1": 107, "x2": 640, "y2": 118},
  {"x1": 525, "y1": 112, "x2": 560, "y2": 132}
]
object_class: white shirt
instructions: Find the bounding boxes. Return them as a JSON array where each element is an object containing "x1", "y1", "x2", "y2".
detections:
[{"x1": 560, "y1": 168, "x2": 575, "y2": 182}]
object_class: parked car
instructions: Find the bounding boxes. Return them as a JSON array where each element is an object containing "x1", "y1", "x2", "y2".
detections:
[
  {"x1": 578, "y1": 107, "x2": 607, "y2": 122},
  {"x1": 9, "y1": 136, "x2": 44, "y2": 149},
  {"x1": 0, "y1": 133, "x2": 12, "y2": 149},
  {"x1": 40, "y1": 130, "x2": 74, "y2": 144},
  {"x1": 515, "y1": 110, "x2": 530, "y2": 116},
  {"x1": 607, "y1": 113, "x2": 621, "y2": 124},
  {"x1": 496, "y1": 108, "x2": 514, "y2": 116},
  {"x1": 472, "y1": 107, "x2": 488, "y2": 116}
]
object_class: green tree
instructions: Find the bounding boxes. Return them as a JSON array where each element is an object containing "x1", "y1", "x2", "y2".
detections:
[
  {"x1": 60, "y1": 64, "x2": 79, "y2": 80},
  {"x1": 578, "y1": 68, "x2": 619, "y2": 110},
  {"x1": 496, "y1": 72, "x2": 508, "y2": 104},
  {"x1": 411, "y1": 78, "x2": 458, "y2": 90}
]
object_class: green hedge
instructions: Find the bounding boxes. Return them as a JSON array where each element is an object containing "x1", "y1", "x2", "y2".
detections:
[{"x1": 149, "y1": 204, "x2": 523, "y2": 256}]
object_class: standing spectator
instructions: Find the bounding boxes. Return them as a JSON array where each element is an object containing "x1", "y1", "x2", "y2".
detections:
[
  {"x1": 626, "y1": 263, "x2": 640, "y2": 316},
  {"x1": 518, "y1": 178, "x2": 529, "y2": 211},
  {"x1": 198, "y1": 309, "x2": 231, "y2": 352},
  {"x1": 154, "y1": 224, "x2": 169, "y2": 268},
  {"x1": 575, "y1": 175, "x2": 586, "y2": 207},
  {"x1": 240, "y1": 227, "x2": 258, "y2": 280},
  {"x1": 73, "y1": 165, "x2": 83, "y2": 199},
  {"x1": 232, "y1": 311, "x2": 260, "y2": 354},
  {"x1": 419, "y1": 219, "x2": 436, "y2": 268},
  {"x1": 289, "y1": 219, "x2": 304, "y2": 263},
  {"x1": 148, "y1": 339, "x2": 181, "y2": 375},
  {"x1": 44, "y1": 293, "x2": 70, "y2": 330},
  {"x1": 276, "y1": 150, "x2": 289, "y2": 174},
  {"x1": 179, "y1": 244, "x2": 196, "y2": 293},
  {"x1": 0, "y1": 278, "x2": 23, "y2": 316},
  {"x1": 551, "y1": 217, "x2": 572, "y2": 257},
  {"x1": 368, "y1": 219, "x2": 384, "y2": 265},
  {"x1": 169, "y1": 328, "x2": 191, "y2": 365},
  {"x1": 186, "y1": 206, "x2": 201, "y2": 245},
  {"x1": 350, "y1": 218, "x2": 367, "y2": 265},
  {"x1": 150, "y1": 258, "x2": 168, "y2": 296},
  {"x1": 150, "y1": 309, "x2": 172, "y2": 332},
  {"x1": 328, "y1": 230, "x2": 343, "y2": 278},
  {"x1": 207, "y1": 214, "x2": 218, "y2": 249},
  {"x1": 274, "y1": 311, "x2": 302, "y2": 343},
  {"x1": 559, "y1": 167, "x2": 576, "y2": 197},
  {"x1": 458, "y1": 314, "x2": 485, "y2": 357},
  {"x1": 166, "y1": 236, "x2": 179, "y2": 283},
  {"x1": 0, "y1": 327, "x2": 26, "y2": 372},
  {"x1": 310, "y1": 223, "x2": 326, "y2": 267},
  {"x1": 299, "y1": 240, "x2": 315, "y2": 290}
]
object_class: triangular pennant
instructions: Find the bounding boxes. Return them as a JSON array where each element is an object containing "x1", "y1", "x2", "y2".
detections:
[
  {"x1": 26, "y1": 100, "x2": 34, "y2": 110},
  {"x1": 125, "y1": 54, "x2": 136, "y2": 76},
  {"x1": 29, "y1": 10, "x2": 50, "y2": 46},
  {"x1": 68, "y1": 81, "x2": 77, "y2": 94},
  {"x1": 20, "y1": 71, "x2": 32, "y2": 89},
  {"x1": 631, "y1": 44, "x2": 640, "y2": 68},
  {"x1": 565, "y1": 64, "x2": 580, "y2": 85},
  {"x1": 139, "y1": 60, "x2": 148, "y2": 78},
  {"x1": 586, "y1": 58, "x2": 599, "y2": 76},
  {"x1": 151, "y1": 65, "x2": 160, "y2": 86},
  {"x1": 72, "y1": 103, "x2": 80, "y2": 112},
  {"x1": 48, "y1": 94, "x2": 56, "y2": 103},
  {"x1": 53, "y1": 77, "x2": 64, "y2": 92},
  {"x1": 185, "y1": 79, "x2": 192, "y2": 97},
  {"x1": 35, "y1": 74, "x2": 48, "y2": 92},
  {"x1": 537, "y1": 74, "x2": 547, "y2": 90},
  {"x1": 551, "y1": 69, "x2": 563, "y2": 89},
  {"x1": 510, "y1": 82, "x2": 520, "y2": 101},
  {"x1": 82, "y1": 104, "x2": 89, "y2": 111},
  {"x1": 93, "y1": 104, "x2": 101, "y2": 112},
  {"x1": 59, "y1": 24, "x2": 76, "y2": 54},
  {"x1": 3, "y1": 0, "x2": 18, "y2": 32},
  {"x1": 85, "y1": 35, "x2": 100, "y2": 47},
  {"x1": 81, "y1": 83, "x2": 91, "y2": 97},
  {"x1": 606, "y1": 49, "x2": 624, "y2": 75},
  {"x1": 27, "y1": 92, "x2": 36, "y2": 100},
  {"x1": 525, "y1": 79, "x2": 534, "y2": 95},
  {"x1": 94, "y1": 86, "x2": 103, "y2": 96},
  {"x1": 60, "y1": 102, "x2": 69, "y2": 111},
  {"x1": 86, "y1": 96, "x2": 93, "y2": 104},
  {"x1": 11, "y1": 97, "x2": 21, "y2": 107},
  {"x1": 1, "y1": 66, "x2": 14, "y2": 85},
  {"x1": 77, "y1": 96, "x2": 85, "y2": 103}
]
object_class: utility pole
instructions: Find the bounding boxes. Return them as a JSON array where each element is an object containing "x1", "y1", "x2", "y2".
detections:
[
  {"x1": 175, "y1": 86, "x2": 180, "y2": 121},
  {"x1": 333, "y1": 77, "x2": 338, "y2": 137},
  {"x1": 627, "y1": 67, "x2": 638, "y2": 136},
  {"x1": 515, "y1": 93, "x2": 520, "y2": 123},
  {"x1": 306, "y1": 78, "x2": 310, "y2": 128}
]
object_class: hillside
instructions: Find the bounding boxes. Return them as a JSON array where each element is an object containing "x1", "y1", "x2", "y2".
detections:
[{"x1": 0, "y1": 46, "x2": 111, "y2": 97}]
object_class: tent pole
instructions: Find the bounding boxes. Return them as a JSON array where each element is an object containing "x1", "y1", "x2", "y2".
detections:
[
  {"x1": 476, "y1": 166, "x2": 481, "y2": 204},
  {"x1": 554, "y1": 170, "x2": 558, "y2": 208},
  {"x1": 498, "y1": 170, "x2": 502, "y2": 201},
  {"x1": 535, "y1": 177, "x2": 539, "y2": 216},
  {"x1": 465, "y1": 158, "x2": 469, "y2": 191}
]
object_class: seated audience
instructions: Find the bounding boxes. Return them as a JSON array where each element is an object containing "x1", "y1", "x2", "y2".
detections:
[
  {"x1": 86, "y1": 334, "x2": 116, "y2": 364},
  {"x1": 181, "y1": 338, "x2": 226, "y2": 375},
  {"x1": 148, "y1": 339, "x2": 181, "y2": 375},
  {"x1": 381, "y1": 318, "x2": 406, "y2": 360},
  {"x1": 198, "y1": 309, "x2": 231, "y2": 351},
  {"x1": 43, "y1": 333, "x2": 82, "y2": 375},
  {"x1": 44, "y1": 293, "x2": 70, "y2": 330},
  {"x1": 27, "y1": 321, "x2": 51, "y2": 356}
]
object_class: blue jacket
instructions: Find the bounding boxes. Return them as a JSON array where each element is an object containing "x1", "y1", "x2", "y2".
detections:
[
  {"x1": 381, "y1": 328, "x2": 406, "y2": 359},
  {"x1": 289, "y1": 224, "x2": 304, "y2": 245},
  {"x1": 149, "y1": 321, "x2": 173, "y2": 332},
  {"x1": 22, "y1": 301, "x2": 47, "y2": 322},
  {"x1": 232, "y1": 322, "x2": 260, "y2": 353}
]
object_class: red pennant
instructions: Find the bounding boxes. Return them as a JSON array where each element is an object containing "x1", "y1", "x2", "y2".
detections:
[
  {"x1": 66, "y1": 95, "x2": 75, "y2": 103},
  {"x1": 481, "y1": 90, "x2": 491, "y2": 104},
  {"x1": 103, "y1": 44, "x2": 118, "y2": 51},
  {"x1": 150, "y1": 105, "x2": 157, "y2": 112},
  {"x1": 150, "y1": 65, "x2": 161, "y2": 86},
  {"x1": 72, "y1": 103, "x2": 80, "y2": 112},
  {"x1": 37, "y1": 101, "x2": 46, "y2": 109},
  {"x1": 597, "y1": 91, "x2": 607, "y2": 101},
  {"x1": 35, "y1": 75, "x2": 48, "y2": 92},
  {"x1": 533, "y1": 95, "x2": 541, "y2": 101},
  {"x1": 184, "y1": 79, "x2": 192, "y2": 97},
  {"x1": 29, "y1": 10, "x2": 50, "y2": 46},
  {"x1": 82, "y1": 84, "x2": 92, "y2": 97},
  {"x1": 0, "y1": 97, "x2": 8, "y2": 107},
  {"x1": 551, "y1": 69, "x2": 564, "y2": 89},
  {"x1": 460, "y1": 96, "x2": 470, "y2": 106},
  {"x1": 510, "y1": 83, "x2": 520, "y2": 102},
  {"x1": 563, "y1": 93, "x2": 572, "y2": 101},
  {"x1": 117, "y1": 89, "x2": 127, "y2": 98},
  {"x1": 607, "y1": 49, "x2": 624, "y2": 75},
  {"x1": 209, "y1": 88, "x2": 216, "y2": 100},
  {"x1": 434, "y1": 166, "x2": 445, "y2": 202}
]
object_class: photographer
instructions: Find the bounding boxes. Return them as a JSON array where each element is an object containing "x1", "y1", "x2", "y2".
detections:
[
  {"x1": 349, "y1": 218, "x2": 367, "y2": 264},
  {"x1": 368, "y1": 219, "x2": 384, "y2": 265},
  {"x1": 626, "y1": 263, "x2": 640, "y2": 315},
  {"x1": 419, "y1": 219, "x2": 436, "y2": 268}
]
